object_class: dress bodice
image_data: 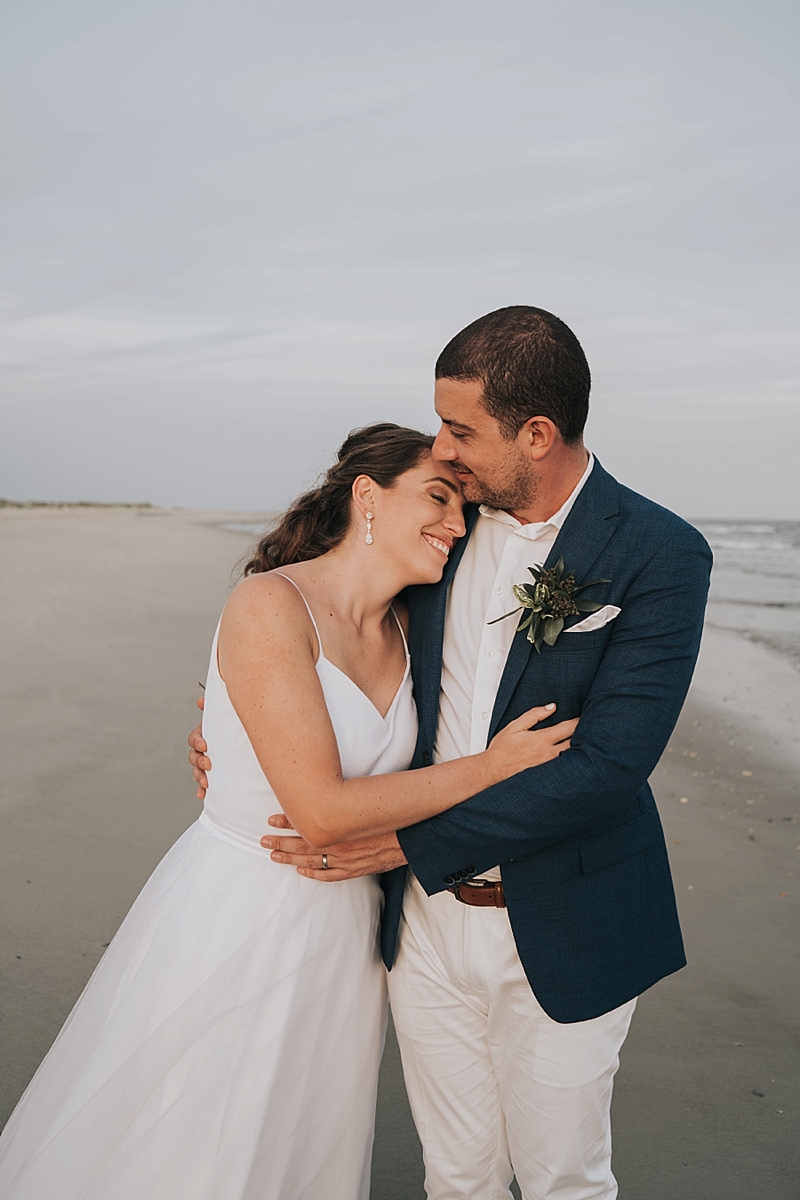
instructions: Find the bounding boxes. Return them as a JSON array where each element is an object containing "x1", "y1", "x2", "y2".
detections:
[{"x1": 199, "y1": 600, "x2": 418, "y2": 854}]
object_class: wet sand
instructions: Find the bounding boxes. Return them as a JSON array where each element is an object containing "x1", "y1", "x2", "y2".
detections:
[{"x1": 1, "y1": 506, "x2": 798, "y2": 1197}]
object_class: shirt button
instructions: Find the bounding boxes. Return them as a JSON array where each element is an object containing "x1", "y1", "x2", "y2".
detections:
[
  {"x1": 480, "y1": 711, "x2": 488, "y2": 720},
  {"x1": 496, "y1": 586, "x2": 504, "y2": 595},
  {"x1": 485, "y1": 649, "x2": 494, "y2": 657}
]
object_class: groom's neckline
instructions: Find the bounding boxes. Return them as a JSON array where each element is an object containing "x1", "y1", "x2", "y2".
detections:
[{"x1": 477, "y1": 452, "x2": 595, "y2": 533}]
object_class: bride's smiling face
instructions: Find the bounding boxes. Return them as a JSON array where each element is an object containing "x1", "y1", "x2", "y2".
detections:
[{"x1": 358, "y1": 454, "x2": 466, "y2": 585}]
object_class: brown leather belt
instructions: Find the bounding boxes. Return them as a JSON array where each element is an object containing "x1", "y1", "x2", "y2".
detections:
[{"x1": 449, "y1": 879, "x2": 506, "y2": 908}]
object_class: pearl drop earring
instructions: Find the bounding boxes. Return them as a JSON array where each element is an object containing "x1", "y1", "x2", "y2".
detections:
[{"x1": 365, "y1": 512, "x2": 374, "y2": 545}]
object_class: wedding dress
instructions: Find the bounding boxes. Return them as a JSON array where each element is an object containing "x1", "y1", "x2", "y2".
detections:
[{"x1": 0, "y1": 584, "x2": 417, "y2": 1199}]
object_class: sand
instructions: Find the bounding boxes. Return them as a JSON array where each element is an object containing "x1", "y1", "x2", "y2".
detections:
[
  {"x1": 0, "y1": 507, "x2": 269, "y2": 1110},
  {"x1": 1, "y1": 506, "x2": 798, "y2": 1198},
  {"x1": 612, "y1": 627, "x2": 800, "y2": 1198}
]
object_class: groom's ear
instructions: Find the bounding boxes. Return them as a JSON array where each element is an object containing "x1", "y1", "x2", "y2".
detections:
[{"x1": 519, "y1": 416, "x2": 560, "y2": 461}]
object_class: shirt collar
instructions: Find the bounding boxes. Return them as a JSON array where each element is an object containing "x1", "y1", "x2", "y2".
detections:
[{"x1": 478, "y1": 453, "x2": 595, "y2": 540}]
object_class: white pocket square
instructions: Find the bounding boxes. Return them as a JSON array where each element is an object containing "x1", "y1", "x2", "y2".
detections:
[{"x1": 564, "y1": 605, "x2": 621, "y2": 633}]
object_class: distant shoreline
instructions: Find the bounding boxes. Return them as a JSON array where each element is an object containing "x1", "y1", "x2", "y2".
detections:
[
  {"x1": 3, "y1": 500, "x2": 799, "y2": 522},
  {"x1": 0, "y1": 499, "x2": 155, "y2": 510}
]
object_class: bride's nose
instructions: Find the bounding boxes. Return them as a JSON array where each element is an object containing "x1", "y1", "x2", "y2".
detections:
[{"x1": 445, "y1": 508, "x2": 466, "y2": 539}]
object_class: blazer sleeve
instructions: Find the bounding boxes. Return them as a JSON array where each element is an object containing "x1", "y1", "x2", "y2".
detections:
[{"x1": 398, "y1": 525, "x2": 713, "y2": 894}]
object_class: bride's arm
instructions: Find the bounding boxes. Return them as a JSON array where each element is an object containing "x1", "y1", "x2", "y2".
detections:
[{"x1": 218, "y1": 574, "x2": 575, "y2": 849}]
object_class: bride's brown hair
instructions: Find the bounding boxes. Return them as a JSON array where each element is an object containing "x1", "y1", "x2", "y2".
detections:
[{"x1": 243, "y1": 423, "x2": 435, "y2": 574}]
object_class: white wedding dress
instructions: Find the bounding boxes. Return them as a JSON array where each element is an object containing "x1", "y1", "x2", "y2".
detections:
[{"x1": 0, "y1": 585, "x2": 417, "y2": 1200}]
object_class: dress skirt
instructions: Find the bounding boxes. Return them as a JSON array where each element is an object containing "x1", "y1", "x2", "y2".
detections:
[{"x1": 0, "y1": 819, "x2": 387, "y2": 1200}]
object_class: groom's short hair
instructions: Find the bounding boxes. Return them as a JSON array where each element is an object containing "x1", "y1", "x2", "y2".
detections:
[{"x1": 435, "y1": 306, "x2": 590, "y2": 443}]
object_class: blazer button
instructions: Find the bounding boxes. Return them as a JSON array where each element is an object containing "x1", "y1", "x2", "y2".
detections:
[
  {"x1": 465, "y1": 865, "x2": 476, "y2": 874},
  {"x1": 421, "y1": 751, "x2": 430, "y2": 763},
  {"x1": 444, "y1": 875, "x2": 455, "y2": 886}
]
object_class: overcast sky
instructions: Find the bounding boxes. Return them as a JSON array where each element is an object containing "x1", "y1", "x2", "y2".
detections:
[{"x1": 2, "y1": 0, "x2": 798, "y2": 517}]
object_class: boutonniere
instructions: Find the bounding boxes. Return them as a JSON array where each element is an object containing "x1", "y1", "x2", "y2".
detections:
[{"x1": 488, "y1": 556, "x2": 610, "y2": 652}]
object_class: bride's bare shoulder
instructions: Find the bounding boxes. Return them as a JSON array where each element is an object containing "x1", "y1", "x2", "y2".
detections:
[{"x1": 221, "y1": 571, "x2": 315, "y2": 645}]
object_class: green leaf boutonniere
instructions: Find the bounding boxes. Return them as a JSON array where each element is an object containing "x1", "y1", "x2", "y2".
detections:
[{"x1": 489, "y1": 556, "x2": 610, "y2": 652}]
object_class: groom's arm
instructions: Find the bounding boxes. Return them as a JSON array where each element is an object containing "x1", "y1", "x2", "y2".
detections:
[
  {"x1": 263, "y1": 526, "x2": 711, "y2": 884},
  {"x1": 399, "y1": 525, "x2": 712, "y2": 893}
]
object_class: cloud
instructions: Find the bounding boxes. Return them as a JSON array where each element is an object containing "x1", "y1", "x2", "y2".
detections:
[{"x1": 1, "y1": 0, "x2": 798, "y2": 514}]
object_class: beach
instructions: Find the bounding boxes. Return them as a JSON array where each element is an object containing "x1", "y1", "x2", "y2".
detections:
[{"x1": 1, "y1": 505, "x2": 798, "y2": 1197}]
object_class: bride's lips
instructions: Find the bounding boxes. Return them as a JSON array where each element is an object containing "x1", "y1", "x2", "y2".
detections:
[{"x1": 422, "y1": 533, "x2": 452, "y2": 559}]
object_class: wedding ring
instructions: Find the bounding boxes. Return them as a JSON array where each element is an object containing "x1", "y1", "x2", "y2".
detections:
[{"x1": 322, "y1": 854, "x2": 329, "y2": 870}]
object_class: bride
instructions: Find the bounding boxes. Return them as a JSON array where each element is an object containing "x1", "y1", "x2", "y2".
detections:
[{"x1": 0, "y1": 423, "x2": 576, "y2": 1200}]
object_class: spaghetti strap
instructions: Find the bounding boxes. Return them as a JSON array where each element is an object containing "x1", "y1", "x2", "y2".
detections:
[
  {"x1": 274, "y1": 573, "x2": 325, "y2": 658},
  {"x1": 275, "y1": 574, "x2": 408, "y2": 668}
]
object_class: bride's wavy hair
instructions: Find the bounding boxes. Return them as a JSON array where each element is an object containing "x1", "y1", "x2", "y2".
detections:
[{"x1": 243, "y1": 423, "x2": 435, "y2": 574}]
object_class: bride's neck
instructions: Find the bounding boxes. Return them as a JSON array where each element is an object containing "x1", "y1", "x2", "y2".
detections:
[{"x1": 288, "y1": 539, "x2": 403, "y2": 632}]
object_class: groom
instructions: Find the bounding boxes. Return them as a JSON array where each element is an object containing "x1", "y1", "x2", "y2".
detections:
[{"x1": 192, "y1": 306, "x2": 712, "y2": 1199}]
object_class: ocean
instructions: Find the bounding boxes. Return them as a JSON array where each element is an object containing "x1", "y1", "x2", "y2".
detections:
[
  {"x1": 695, "y1": 520, "x2": 800, "y2": 669},
  {"x1": 220, "y1": 517, "x2": 800, "y2": 671}
]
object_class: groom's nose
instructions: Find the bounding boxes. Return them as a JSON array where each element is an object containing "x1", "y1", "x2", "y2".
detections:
[{"x1": 433, "y1": 427, "x2": 456, "y2": 460}]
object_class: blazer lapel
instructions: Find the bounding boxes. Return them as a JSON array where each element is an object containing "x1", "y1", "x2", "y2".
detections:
[
  {"x1": 410, "y1": 504, "x2": 479, "y2": 746},
  {"x1": 489, "y1": 461, "x2": 620, "y2": 736}
]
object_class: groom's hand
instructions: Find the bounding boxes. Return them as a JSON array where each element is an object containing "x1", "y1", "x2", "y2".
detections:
[
  {"x1": 188, "y1": 697, "x2": 211, "y2": 800},
  {"x1": 261, "y1": 816, "x2": 407, "y2": 880}
]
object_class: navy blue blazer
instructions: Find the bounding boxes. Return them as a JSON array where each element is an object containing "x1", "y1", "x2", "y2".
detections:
[{"x1": 382, "y1": 460, "x2": 712, "y2": 1024}]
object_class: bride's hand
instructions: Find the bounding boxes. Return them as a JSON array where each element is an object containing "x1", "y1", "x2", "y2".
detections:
[{"x1": 484, "y1": 703, "x2": 578, "y2": 781}]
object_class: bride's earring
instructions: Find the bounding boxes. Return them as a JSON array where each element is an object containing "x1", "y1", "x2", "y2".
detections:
[{"x1": 365, "y1": 512, "x2": 374, "y2": 545}]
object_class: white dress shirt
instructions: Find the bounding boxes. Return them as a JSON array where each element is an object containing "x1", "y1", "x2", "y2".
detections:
[{"x1": 434, "y1": 454, "x2": 594, "y2": 879}]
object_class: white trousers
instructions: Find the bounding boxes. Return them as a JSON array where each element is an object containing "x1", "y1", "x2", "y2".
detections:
[{"x1": 386, "y1": 876, "x2": 636, "y2": 1200}]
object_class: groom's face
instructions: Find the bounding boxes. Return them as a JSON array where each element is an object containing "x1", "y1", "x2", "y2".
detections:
[{"x1": 432, "y1": 377, "x2": 538, "y2": 511}]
